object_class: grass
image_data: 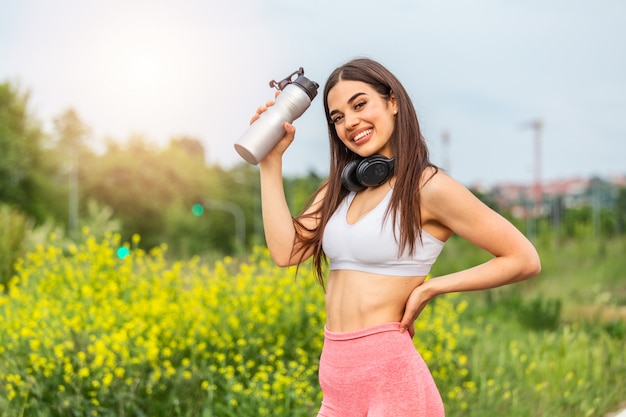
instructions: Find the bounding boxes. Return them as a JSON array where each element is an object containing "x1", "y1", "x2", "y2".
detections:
[{"x1": 431, "y1": 234, "x2": 626, "y2": 416}]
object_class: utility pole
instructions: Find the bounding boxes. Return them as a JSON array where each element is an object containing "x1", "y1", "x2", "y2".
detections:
[
  {"x1": 441, "y1": 130, "x2": 451, "y2": 173},
  {"x1": 532, "y1": 119, "x2": 543, "y2": 218},
  {"x1": 520, "y1": 118, "x2": 543, "y2": 239}
]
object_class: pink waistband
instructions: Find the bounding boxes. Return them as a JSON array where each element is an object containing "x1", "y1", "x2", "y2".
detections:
[
  {"x1": 320, "y1": 322, "x2": 415, "y2": 367},
  {"x1": 323, "y1": 322, "x2": 402, "y2": 341}
]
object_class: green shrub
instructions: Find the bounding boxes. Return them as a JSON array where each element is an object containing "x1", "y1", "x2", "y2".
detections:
[{"x1": 0, "y1": 205, "x2": 30, "y2": 292}]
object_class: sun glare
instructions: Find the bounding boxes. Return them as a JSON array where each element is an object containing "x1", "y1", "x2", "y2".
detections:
[
  {"x1": 125, "y1": 51, "x2": 162, "y2": 91},
  {"x1": 83, "y1": 7, "x2": 205, "y2": 136},
  {"x1": 76, "y1": 3, "x2": 271, "y2": 149}
]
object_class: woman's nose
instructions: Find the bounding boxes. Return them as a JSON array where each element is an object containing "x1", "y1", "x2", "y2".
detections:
[{"x1": 344, "y1": 112, "x2": 359, "y2": 128}]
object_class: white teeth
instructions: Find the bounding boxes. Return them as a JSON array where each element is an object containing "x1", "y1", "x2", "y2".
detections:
[{"x1": 353, "y1": 129, "x2": 372, "y2": 142}]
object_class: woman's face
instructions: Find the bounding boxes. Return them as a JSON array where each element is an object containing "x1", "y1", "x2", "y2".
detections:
[{"x1": 326, "y1": 80, "x2": 397, "y2": 158}]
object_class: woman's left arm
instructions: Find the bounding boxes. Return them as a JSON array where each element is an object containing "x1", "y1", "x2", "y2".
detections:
[{"x1": 399, "y1": 170, "x2": 541, "y2": 333}]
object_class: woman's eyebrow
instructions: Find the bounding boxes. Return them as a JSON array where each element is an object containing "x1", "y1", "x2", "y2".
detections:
[{"x1": 329, "y1": 92, "x2": 366, "y2": 116}]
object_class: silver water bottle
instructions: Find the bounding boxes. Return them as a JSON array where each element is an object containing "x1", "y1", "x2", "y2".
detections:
[{"x1": 234, "y1": 68, "x2": 319, "y2": 165}]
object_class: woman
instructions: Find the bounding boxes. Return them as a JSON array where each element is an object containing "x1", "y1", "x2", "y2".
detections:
[{"x1": 252, "y1": 58, "x2": 541, "y2": 416}]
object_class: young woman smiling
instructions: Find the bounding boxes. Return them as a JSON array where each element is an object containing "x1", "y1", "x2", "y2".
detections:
[{"x1": 251, "y1": 58, "x2": 541, "y2": 417}]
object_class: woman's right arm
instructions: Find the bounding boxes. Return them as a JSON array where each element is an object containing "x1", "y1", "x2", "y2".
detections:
[{"x1": 253, "y1": 102, "x2": 321, "y2": 266}]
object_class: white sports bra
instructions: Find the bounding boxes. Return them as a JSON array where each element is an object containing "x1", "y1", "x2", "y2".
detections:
[{"x1": 322, "y1": 190, "x2": 445, "y2": 277}]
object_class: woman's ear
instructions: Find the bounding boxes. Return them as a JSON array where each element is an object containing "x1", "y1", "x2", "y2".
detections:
[{"x1": 389, "y1": 91, "x2": 398, "y2": 114}]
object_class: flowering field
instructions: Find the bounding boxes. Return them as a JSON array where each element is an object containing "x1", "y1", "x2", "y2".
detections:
[
  {"x1": 0, "y1": 230, "x2": 473, "y2": 416},
  {"x1": 1, "y1": 230, "x2": 625, "y2": 416}
]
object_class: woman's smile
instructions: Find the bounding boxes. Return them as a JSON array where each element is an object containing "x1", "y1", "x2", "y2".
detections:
[{"x1": 351, "y1": 128, "x2": 373, "y2": 143}]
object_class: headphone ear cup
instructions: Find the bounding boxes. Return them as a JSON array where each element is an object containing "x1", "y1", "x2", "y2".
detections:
[
  {"x1": 341, "y1": 160, "x2": 367, "y2": 192},
  {"x1": 356, "y1": 156, "x2": 395, "y2": 188}
]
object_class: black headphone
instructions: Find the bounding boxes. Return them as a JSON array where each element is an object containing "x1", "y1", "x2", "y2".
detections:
[{"x1": 341, "y1": 155, "x2": 395, "y2": 192}]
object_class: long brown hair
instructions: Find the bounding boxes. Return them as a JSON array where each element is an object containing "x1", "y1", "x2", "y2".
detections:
[{"x1": 293, "y1": 58, "x2": 437, "y2": 286}]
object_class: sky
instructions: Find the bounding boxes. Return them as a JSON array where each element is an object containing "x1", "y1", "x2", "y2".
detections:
[{"x1": 1, "y1": 0, "x2": 625, "y2": 187}]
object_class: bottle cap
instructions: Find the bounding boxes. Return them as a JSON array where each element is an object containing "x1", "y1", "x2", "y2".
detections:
[{"x1": 293, "y1": 76, "x2": 319, "y2": 101}]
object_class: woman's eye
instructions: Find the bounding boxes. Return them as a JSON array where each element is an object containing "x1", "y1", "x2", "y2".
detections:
[
  {"x1": 331, "y1": 115, "x2": 344, "y2": 124},
  {"x1": 354, "y1": 101, "x2": 366, "y2": 110}
]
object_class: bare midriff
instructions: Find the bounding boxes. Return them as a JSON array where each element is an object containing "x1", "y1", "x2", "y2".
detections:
[{"x1": 324, "y1": 269, "x2": 426, "y2": 332}]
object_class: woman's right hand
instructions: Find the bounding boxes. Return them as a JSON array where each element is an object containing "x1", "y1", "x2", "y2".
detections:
[{"x1": 250, "y1": 94, "x2": 296, "y2": 166}]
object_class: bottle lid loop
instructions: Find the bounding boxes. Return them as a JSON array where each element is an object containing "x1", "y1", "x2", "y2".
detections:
[{"x1": 269, "y1": 67, "x2": 305, "y2": 91}]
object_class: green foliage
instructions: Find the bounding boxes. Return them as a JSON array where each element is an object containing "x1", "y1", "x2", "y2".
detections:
[
  {"x1": 481, "y1": 291, "x2": 563, "y2": 331},
  {"x1": 82, "y1": 136, "x2": 218, "y2": 249},
  {"x1": 0, "y1": 84, "x2": 36, "y2": 198},
  {"x1": 0, "y1": 205, "x2": 30, "y2": 291},
  {"x1": 557, "y1": 206, "x2": 617, "y2": 238},
  {"x1": 616, "y1": 187, "x2": 626, "y2": 234},
  {"x1": 603, "y1": 319, "x2": 626, "y2": 340},
  {"x1": 284, "y1": 171, "x2": 324, "y2": 214},
  {"x1": 0, "y1": 82, "x2": 56, "y2": 222},
  {"x1": 516, "y1": 296, "x2": 563, "y2": 331}
]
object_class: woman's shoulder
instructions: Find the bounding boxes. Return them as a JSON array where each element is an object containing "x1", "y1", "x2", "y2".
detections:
[
  {"x1": 419, "y1": 166, "x2": 449, "y2": 190},
  {"x1": 420, "y1": 165, "x2": 440, "y2": 181},
  {"x1": 419, "y1": 167, "x2": 472, "y2": 206},
  {"x1": 419, "y1": 167, "x2": 499, "y2": 231}
]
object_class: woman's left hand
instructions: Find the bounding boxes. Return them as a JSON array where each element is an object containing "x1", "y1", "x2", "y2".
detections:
[{"x1": 399, "y1": 282, "x2": 432, "y2": 337}]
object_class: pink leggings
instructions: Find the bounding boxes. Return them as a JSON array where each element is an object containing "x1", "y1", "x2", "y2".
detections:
[{"x1": 316, "y1": 322, "x2": 445, "y2": 417}]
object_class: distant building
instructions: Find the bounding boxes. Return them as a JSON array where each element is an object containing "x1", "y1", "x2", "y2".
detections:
[{"x1": 489, "y1": 175, "x2": 626, "y2": 218}]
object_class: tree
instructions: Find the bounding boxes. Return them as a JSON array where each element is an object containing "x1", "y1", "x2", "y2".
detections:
[
  {"x1": 284, "y1": 169, "x2": 324, "y2": 214},
  {"x1": 0, "y1": 82, "x2": 53, "y2": 221},
  {"x1": 82, "y1": 135, "x2": 218, "y2": 250}
]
